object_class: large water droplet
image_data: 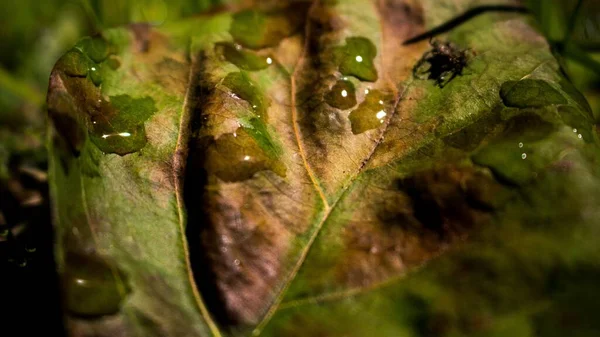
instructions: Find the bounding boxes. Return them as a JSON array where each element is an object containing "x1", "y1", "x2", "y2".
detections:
[
  {"x1": 89, "y1": 95, "x2": 157, "y2": 155},
  {"x1": 348, "y1": 90, "x2": 391, "y2": 134},
  {"x1": 62, "y1": 252, "x2": 129, "y2": 317},
  {"x1": 334, "y1": 37, "x2": 378, "y2": 82},
  {"x1": 204, "y1": 128, "x2": 285, "y2": 182},
  {"x1": 325, "y1": 79, "x2": 357, "y2": 110},
  {"x1": 78, "y1": 36, "x2": 110, "y2": 63},
  {"x1": 222, "y1": 72, "x2": 269, "y2": 120},
  {"x1": 230, "y1": 4, "x2": 307, "y2": 49}
]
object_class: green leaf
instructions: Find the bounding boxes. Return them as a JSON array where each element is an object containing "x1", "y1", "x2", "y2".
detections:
[{"x1": 47, "y1": 1, "x2": 600, "y2": 336}]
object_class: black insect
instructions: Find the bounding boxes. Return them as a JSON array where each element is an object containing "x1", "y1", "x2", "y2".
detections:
[{"x1": 413, "y1": 40, "x2": 471, "y2": 88}]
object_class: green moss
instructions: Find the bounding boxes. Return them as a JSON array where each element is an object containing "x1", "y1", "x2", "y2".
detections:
[
  {"x1": 325, "y1": 79, "x2": 357, "y2": 110},
  {"x1": 500, "y1": 79, "x2": 567, "y2": 108},
  {"x1": 334, "y1": 37, "x2": 378, "y2": 82},
  {"x1": 55, "y1": 49, "x2": 91, "y2": 77}
]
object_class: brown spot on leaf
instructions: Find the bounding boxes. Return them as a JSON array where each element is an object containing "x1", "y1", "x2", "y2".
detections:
[{"x1": 338, "y1": 166, "x2": 508, "y2": 288}]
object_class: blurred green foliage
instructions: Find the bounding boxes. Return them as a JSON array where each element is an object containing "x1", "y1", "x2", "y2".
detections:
[{"x1": 527, "y1": 0, "x2": 600, "y2": 117}]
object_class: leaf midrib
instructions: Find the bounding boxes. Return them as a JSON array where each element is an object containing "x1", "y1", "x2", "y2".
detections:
[{"x1": 253, "y1": 1, "x2": 413, "y2": 332}]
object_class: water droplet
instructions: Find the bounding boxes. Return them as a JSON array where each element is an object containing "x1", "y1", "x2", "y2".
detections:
[
  {"x1": 325, "y1": 79, "x2": 357, "y2": 110},
  {"x1": 334, "y1": 37, "x2": 378, "y2": 82},
  {"x1": 578, "y1": 134, "x2": 582, "y2": 139},
  {"x1": 222, "y1": 72, "x2": 269, "y2": 120},
  {"x1": 89, "y1": 63, "x2": 104, "y2": 86},
  {"x1": 521, "y1": 153, "x2": 527, "y2": 159},
  {"x1": 217, "y1": 42, "x2": 273, "y2": 71},
  {"x1": 63, "y1": 252, "x2": 129, "y2": 317},
  {"x1": 518, "y1": 142, "x2": 523, "y2": 148},
  {"x1": 230, "y1": 4, "x2": 307, "y2": 49},
  {"x1": 573, "y1": 128, "x2": 578, "y2": 133},
  {"x1": 90, "y1": 95, "x2": 157, "y2": 155},
  {"x1": 204, "y1": 128, "x2": 285, "y2": 182},
  {"x1": 234, "y1": 259, "x2": 241, "y2": 266},
  {"x1": 78, "y1": 36, "x2": 110, "y2": 63},
  {"x1": 25, "y1": 246, "x2": 36, "y2": 253},
  {"x1": 348, "y1": 90, "x2": 391, "y2": 134}
]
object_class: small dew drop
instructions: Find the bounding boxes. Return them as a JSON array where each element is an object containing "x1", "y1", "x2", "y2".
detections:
[
  {"x1": 378, "y1": 100, "x2": 384, "y2": 105},
  {"x1": 573, "y1": 128, "x2": 578, "y2": 133},
  {"x1": 364, "y1": 89, "x2": 370, "y2": 94},
  {"x1": 233, "y1": 132, "x2": 237, "y2": 138},
  {"x1": 243, "y1": 155, "x2": 251, "y2": 161},
  {"x1": 118, "y1": 132, "x2": 131, "y2": 137},
  {"x1": 75, "y1": 278, "x2": 86, "y2": 285},
  {"x1": 341, "y1": 89, "x2": 348, "y2": 98},
  {"x1": 266, "y1": 57, "x2": 273, "y2": 65},
  {"x1": 234, "y1": 259, "x2": 241, "y2": 266},
  {"x1": 235, "y1": 44, "x2": 242, "y2": 51},
  {"x1": 355, "y1": 55, "x2": 363, "y2": 63},
  {"x1": 518, "y1": 142, "x2": 523, "y2": 148},
  {"x1": 578, "y1": 134, "x2": 583, "y2": 139},
  {"x1": 376, "y1": 110, "x2": 386, "y2": 120},
  {"x1": 522, "y1": 153, "x2": 527, "y2": 160},
  {"x1": 91, "y1": 67, "x2": 96, "y2": 71}
]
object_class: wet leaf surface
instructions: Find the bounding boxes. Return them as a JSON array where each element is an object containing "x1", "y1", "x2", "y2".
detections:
[{"x1": 47, "y1": 1, "x2": 600, "y2": 336}]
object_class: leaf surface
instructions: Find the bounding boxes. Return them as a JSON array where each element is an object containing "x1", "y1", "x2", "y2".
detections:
[{"x1": 47, "y1": 1, "x2": 600, "y2": 336}]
